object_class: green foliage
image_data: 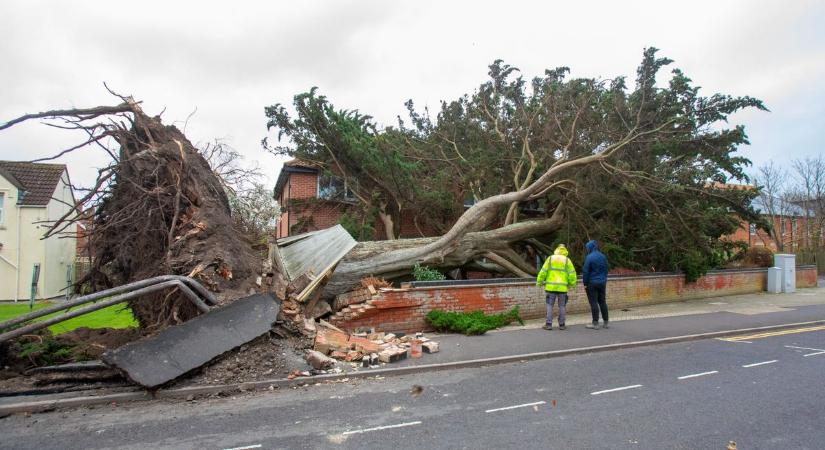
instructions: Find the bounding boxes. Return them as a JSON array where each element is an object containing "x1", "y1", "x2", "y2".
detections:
[
  {"x1": 264, "y1": 48, "x2": 767, "y2": 279},
  {"x1": 338, "y1": 211, "x2": 375, "y2": 241},
  {"x1": 426, "y1": 307, "x2": 524, "y2": 335},
  {"x1": 412, "y1": 263, "x2": 446, "y2": 281},
  {"x1": 17, "y1": 337, "x2": 77, "y2": 366}
]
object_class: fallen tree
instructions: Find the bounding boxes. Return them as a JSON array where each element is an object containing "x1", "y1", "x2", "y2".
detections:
[
  {"x1": 1, "y1": 94, "x2": 262, "y2": 329},
  {"x1": 267, "y1": 48, "x2": 767, "y2": 298}
]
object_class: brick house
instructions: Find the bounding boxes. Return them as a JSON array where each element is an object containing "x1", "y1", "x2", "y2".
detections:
[{"x1": 273, "y1": 159, "x2": 440, "y2": 240}]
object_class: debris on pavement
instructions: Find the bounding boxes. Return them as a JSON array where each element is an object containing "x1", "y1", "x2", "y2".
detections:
[
  {"x1": 312, "y1": 321, "x2": 439, "y2": 367},
  {"x1": 102, "y1": 293, "x2": 280, "y2": 388}
]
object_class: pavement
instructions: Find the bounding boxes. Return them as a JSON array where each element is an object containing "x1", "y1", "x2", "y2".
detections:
[
  {"x1": 2, "y1": 315, "x2": 824, "y2": 449},
  {"x1": 392, "y1": 286, "x2": 825, "y2": 367},
  {"x1": 1, "y1": 286, "x2": 824, "y2": 415}
]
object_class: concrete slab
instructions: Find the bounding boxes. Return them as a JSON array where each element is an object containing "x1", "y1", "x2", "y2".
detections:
[{"x1": 102, "y1": 293, "x2": 280, "y2": 388}]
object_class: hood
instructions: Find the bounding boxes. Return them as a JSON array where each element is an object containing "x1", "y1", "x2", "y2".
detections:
[
  {"x1": 553, "y1": 244, "x2": 569, "y2": 256},
  {"x1": 585, "y1": 240, "x2": 599, "y2": 254}
]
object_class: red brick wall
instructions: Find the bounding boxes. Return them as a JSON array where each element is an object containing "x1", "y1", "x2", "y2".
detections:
[
  {"x1": 331, "y1": 266, "x2": 819, "y2": 333},
  {"x1": 277, "y1": 170, "x2": 441, "y2": 239}
]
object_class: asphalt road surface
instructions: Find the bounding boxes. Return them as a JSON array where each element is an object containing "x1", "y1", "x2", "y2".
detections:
[{"x1": 1, "y1": 326, "x2": 824, "y2": 450}]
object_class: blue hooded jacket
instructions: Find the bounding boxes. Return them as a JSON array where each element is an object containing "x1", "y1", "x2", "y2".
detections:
[{"x1": 582, "y1": 240, "x2": 609, "y2": 286}]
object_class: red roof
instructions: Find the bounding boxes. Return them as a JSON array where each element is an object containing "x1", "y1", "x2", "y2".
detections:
[{"x1": 0, "y1": 161, "x2": 67, "y2": 206}]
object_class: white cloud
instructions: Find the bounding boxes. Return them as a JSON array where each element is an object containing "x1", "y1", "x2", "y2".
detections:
[{"x1": 1, "y1": 0, "x2": 823, "y2": 188}]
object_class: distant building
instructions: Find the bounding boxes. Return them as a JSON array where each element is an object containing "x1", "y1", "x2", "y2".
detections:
[
  {"x1": 726, "y1": 192, "x2": 824, "y2": 252},
  {"x1": 0, "y1": 161, "x2": 77, "y2": 301}
]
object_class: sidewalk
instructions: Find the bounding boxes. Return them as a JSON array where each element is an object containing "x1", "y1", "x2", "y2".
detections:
[{"x1": 393, "y1": 286, "x2": 825, "y2": 367}]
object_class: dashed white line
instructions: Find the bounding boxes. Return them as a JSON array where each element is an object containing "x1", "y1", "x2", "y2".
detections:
[
  {"x1": 590, "y1": 384, "x2": 643, "y2": 395},
  {"x1": 485, "y1": 401, "x2": 546, "y2": 413},
  {"x1": 677, "y1": 371, "x2": 718, "y2": 380},
  {"x1": 342, "y1": 421, "x2": 422, "y2": 435},
  {"x1": 742, "y1": 360, "x2": 777, "y2": 368},
  {"x1": 222, "y1": 445, "x2": 262, "y2": 450}
]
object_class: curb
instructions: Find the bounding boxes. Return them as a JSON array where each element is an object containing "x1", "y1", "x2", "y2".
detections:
[{"x1": 2, "y1": 318, "x2": 824, "y2": 416}]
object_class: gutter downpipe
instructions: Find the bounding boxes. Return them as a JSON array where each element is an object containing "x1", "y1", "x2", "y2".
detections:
[{"x1": 14, "y1": 197, "x2": 22, "y2": 303}]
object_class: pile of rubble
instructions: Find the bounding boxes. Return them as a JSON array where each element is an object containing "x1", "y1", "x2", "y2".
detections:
[{"x1": 304, "y1": 321, "x2": 439, "y2": 371}]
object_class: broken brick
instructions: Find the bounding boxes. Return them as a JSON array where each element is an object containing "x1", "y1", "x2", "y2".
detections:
[{"x1": 422, "y1": 341, "x2": 440, "y2": 353}]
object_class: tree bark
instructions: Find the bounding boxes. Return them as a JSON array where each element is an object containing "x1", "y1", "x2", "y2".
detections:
[{"x1": 323, "y1": 211, "x2": 563, "y2": 298}]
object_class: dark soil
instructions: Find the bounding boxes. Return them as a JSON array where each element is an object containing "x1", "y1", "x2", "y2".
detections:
[{"x1": 183, "y1": 333, "x2": 312, "y2": 386}]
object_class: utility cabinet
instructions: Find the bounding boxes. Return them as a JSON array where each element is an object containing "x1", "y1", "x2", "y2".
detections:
[
  {"x1": 766, "y1": 267, "x2": 782, "y2": 294},
  {"x1": 774, "y1": 254, "x2": 796, "y2": 293}
]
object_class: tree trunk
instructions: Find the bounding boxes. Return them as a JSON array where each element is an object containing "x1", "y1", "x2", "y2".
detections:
[{"x1": 323, "y1": 212, "x2": 563, "y2": 298}]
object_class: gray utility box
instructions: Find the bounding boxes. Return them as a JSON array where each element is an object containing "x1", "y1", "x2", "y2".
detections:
[
  {"x1": 767, "y1": 267, "x2": 782, "y2": 294},
  {"x1": 774, "y1": 254, "x2": 796, "y2": 293}
]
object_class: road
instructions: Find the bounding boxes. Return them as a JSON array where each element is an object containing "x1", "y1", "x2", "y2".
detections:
[{"x1": 1, "y1": 325, "x2": 824, "y2": 450}]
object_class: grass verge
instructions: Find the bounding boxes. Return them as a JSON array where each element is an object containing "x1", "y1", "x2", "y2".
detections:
[{"x1": 0, "y1": 301, "x2": 138, "y2": 335}]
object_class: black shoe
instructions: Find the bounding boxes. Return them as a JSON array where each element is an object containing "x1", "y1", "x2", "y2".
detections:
[
  {"x1": 559, "y1": 324, "x2": 567, "y2": 330},
  {"x1": 585, "y1": 323, "x2": 600, "y2": 329},
  {"x1": 542, "y1": 324, "x2": 552, "y2": 330}
]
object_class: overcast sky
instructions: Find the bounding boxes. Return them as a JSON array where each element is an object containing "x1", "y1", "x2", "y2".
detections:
[{"x1": 1, "y1": 0, "x2": 823, "y2": 189}]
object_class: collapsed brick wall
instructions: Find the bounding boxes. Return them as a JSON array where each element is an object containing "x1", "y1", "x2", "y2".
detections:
[{"x1": 330, "y1": 266, "x2": 819, "y2": 334}]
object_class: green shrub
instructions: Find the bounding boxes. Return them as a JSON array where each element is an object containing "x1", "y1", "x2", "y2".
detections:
[
  {"x1": 412, "y1": 263, "x2": 446, "y2": 281},
  {"x1": 17, "y1": 336, "x2": 77, "y2": 366},
  {"x1": 426, "y1": 307, "x2": 524, "y2": 335}
]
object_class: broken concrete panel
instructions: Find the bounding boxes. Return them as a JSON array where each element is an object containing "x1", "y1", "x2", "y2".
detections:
[{"x1": 102, "y1": 293, "x2": 280, "y2": 389}]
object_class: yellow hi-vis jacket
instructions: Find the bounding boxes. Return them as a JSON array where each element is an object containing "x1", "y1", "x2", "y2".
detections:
[{"x1": 536, "y1": 246, "x2": 577, "y2": 293}]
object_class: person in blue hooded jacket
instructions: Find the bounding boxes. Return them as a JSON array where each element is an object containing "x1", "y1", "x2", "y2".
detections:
[{"x1": 582, "y1": 240, "x2": 609, "y2": 329}]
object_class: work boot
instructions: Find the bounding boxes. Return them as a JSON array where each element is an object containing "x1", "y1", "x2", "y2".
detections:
[
  {"x1": 585, "y1": 322, "x2": 600, "y2": 330},
  {"x1": 542, "y1": 324, "x2": 552, "y2": 330},
  {"x1": 602, "y1": 322, "x2": 609, "y2": 329},
  {"x1": 559, "y1": 324, "x2": 567, "y2": 330}
]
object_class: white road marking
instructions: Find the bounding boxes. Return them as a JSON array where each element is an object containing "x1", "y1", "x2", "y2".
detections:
[
  {"x1": 590, "y1": 384, "x2": 643, "y2": 395},
  {"x1": 223, "y1": 445, "x2": 262, "y2": 450},
  {"x1": 485, "y1": 401, "x2": 546, "y2": 413},
  {"x1": 342, "y1": 421, "x2": 422, "y2": 435},
  {"x1": 677, "y1": 371, "x2": 718, "y2": 380},
  {"x1": 716, "y1": 338, "x2": 752, "y2": 343},
  {"x1": 742, "y1": 360, "x2": 777, "y2": 368},
  {"x1": 785, "y1": 345, "x2": 825, "y2": 356}
]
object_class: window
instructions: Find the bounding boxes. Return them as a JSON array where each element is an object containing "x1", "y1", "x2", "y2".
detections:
[
  {"x1": 0, "y1": 192, "x2": 4, "y2": 224},
  {"x1": 317, "y1": 173, "x2": 355, "y2": 201}
]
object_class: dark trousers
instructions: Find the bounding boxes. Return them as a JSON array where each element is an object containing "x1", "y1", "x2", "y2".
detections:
[{"x1": 586, "y1": 283, "x2": 608, "y2": 323}]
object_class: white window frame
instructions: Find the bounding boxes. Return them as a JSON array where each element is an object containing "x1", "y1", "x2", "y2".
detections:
[{"x1": 317, "y1": 173, "x2": 356, "y2": 202}]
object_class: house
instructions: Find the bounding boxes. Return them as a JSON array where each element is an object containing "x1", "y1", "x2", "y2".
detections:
[
  {"x1": 0, "y1": 161, "x2": 77, "y2": 301},
  {"x1": 273, "y1": 159, "x2": 440, "y2": 240},
  {"x1": 724, "y1": 190, "x2": 824, "y2": 252}
]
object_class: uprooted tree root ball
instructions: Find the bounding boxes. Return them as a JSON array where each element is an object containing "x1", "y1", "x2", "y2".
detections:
[{"x1": 1, "y1": 96, "x2": 263, "y2": 330}]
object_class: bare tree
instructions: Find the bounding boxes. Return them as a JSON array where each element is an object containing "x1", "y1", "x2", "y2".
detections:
[
  {"x1": 753, "y1": 162, "x2": 792, "y2": 251},
  {"x1": 790, "y1": 156, "x2": 825, "y2": 249}
]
